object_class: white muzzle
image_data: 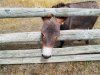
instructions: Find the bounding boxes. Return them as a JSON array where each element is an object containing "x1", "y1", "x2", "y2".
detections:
[{"x1": 42, "y1": 47, "x2": 52, "y2": 57}]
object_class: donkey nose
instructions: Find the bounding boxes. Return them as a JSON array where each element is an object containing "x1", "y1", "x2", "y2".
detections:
[{"x1": 42, "y1": 47, "x2": 52, "y2": 59}]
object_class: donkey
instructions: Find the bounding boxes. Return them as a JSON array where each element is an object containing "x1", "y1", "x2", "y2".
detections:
[{"x1": 41, "y1": 1, "x2": 99, "y2": 58}]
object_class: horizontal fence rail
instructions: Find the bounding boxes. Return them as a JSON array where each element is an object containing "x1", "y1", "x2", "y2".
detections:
[
  {"x1": 0, "y1": 8, "x2": 99, "y2": 18},
  {"x1": 0, "y1": 45, "x2": 100, "y2": 58},
  {"x1": 0, "y1": 29, "x2": 100, "y2": 44},
  {"x1": 0, "y1": 45, "x2": 100, "y2": 64},
  {"x1": 0, "y1": 54, "x2": 100, "y2": 64}
]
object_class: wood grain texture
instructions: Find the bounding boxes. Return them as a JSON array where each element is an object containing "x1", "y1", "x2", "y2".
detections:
[
  {"x1": 0, "y1": 54, "x2": 100, "y2": 64},
  {"x1": 0, "y1": 29, "x2": 100, "y2": 44},
  {"x1": 0, "y1": 45, "x2": 100, "y2": 64},
  {"x1": 0, "y1": 45, "x2": 100, "y2": 58},
  {"x1": 0, "y1": 8, "x2": 99, "y2": 18}
]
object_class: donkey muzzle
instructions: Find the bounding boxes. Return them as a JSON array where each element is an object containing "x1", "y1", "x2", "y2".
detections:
[{"x1": 42, "y1": 47, "x2": 52, "y2": 59}]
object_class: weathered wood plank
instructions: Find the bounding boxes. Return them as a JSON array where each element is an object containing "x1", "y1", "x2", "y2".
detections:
[
  {"x1": 0, "y1": 32, "x2": 41, "y2": 44},
  {"x1": 0, "y1": 45, "x2": 100, "y2": 58},
  {"x1": 0, "y1": 54, "x2": 100, "y2": 64},
  {"x1": 0, "y1": 8, "x2": 99, "y2": 18},
  {"x1": 0, "y1": 29, "x2": 100, "y2": 44},
  {"x1": 59, "y1": 29, "x2": 100, "y2": 40}
]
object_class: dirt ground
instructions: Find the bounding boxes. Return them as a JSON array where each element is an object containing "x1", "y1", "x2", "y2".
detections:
[{"x1": 0, "y1": 0, "x2": 100, "y2": 75}]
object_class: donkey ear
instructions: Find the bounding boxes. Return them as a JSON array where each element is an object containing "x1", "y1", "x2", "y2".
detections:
[{"x1": 41, "y1": 17, "x2": 51, "y2": 21}]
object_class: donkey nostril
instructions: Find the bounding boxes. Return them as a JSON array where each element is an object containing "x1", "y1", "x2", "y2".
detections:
[{"x1": 42, "y1": 54, "x2": 51, "y2": 59}]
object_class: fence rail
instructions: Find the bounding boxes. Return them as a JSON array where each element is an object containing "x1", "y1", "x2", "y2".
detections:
[
  {"x1": 0, "y1": 29, "x2": 100, "y2": 44},
  {"x1": 0, "y1": 54, "x2": 100, "y2": 64},
  {"x1": 0, "y1": 45, "x2": 100, "y2": 64},
  {"x1": 0, "y1": 8, "x2": 99, "y2": 18}
]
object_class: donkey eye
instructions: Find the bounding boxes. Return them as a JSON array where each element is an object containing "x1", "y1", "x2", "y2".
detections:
[
  {"x1": 42, "y1": 34, "x2": 45, "y2": 37},
  {"x1": 42, "y1": 34, "x2": 46, "y2": 39},
  {"x1": 54, "y1": 36, "x2": 57, "y2": 39}
]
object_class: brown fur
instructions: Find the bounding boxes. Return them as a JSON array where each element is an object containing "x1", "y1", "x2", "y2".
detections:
[
  {"x1": 41, "y1": 18, "x2": 60, "y2": 47},
  {"x1": 52, "y1": 1, "x2": 99, "y2": 30}
]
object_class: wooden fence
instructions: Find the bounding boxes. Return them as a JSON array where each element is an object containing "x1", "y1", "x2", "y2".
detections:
[
  {"x1": 0, "y1": 8, "x2": 100, "y2": 18},
  {"x1": 0, "y1": 8, "x2": 100, "y2": 64}
]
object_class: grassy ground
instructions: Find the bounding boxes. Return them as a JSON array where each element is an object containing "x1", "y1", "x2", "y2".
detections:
[{"x1": 0, "y1": 0, "x2": 100, "y2": 75}]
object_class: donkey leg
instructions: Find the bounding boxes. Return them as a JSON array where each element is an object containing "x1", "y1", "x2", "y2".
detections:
[
  {"x1": 58, "y1": 41, "x2": 65, "y2": 48},
  {"x1": 85, "y1": 40, "x2": 89, "y2": 44}
]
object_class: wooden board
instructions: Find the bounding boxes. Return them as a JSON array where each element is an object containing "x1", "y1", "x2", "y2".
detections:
[
  {"x1": 0, "y1": 29, "x2": 100, "y2": 44},
  {"x1": 0, "y1": 8, "x2": 99, "y2": 18},
  {"x1": 0, "y1": 45, "x2": 100, "y2": 58},
  {"x1": 0, "y1": 45, "x2": 100, "y2": 64},
  {"x1": 0, "y1": 54, "x2": 100, "y2": 64}
]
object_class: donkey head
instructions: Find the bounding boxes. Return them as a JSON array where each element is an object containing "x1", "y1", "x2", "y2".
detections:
[
  {"x1": 41, "y1": 3, "x2": 68, "y2": 58},
  {"x1": 41, "y1": 17, "x2": 60, "y2": 58}
]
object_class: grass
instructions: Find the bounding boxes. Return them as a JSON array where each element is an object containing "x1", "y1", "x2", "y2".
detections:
[{"x1": 0, "y1": 0, "x2": 100, "y2": 75}]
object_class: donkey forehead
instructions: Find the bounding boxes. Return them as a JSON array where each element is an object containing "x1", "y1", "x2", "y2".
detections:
[
  {"x1": 42, "y1": 24, "x2": 60, "y2": 37},
  {"x1": 43, "y1": 19, "x2": 59, "y2": 29},
  {"x1": 43, "y1": 25, "x2": 59, "y2": 35},
  {"x1": 44, "y1": 17, "x2": 61, "y2": 25}
]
